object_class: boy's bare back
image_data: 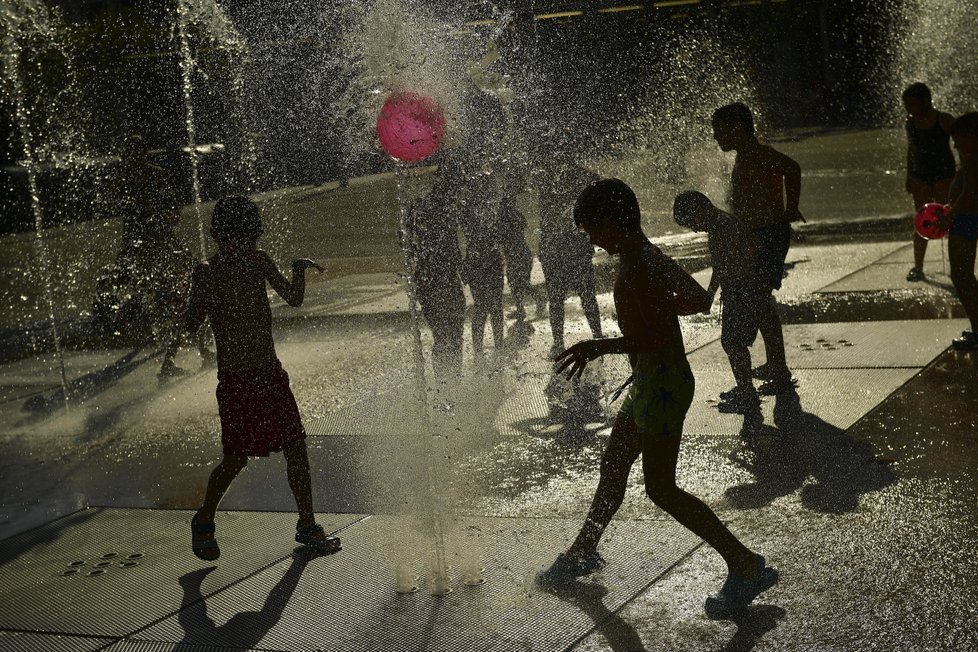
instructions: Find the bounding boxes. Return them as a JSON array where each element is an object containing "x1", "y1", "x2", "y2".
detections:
[
  {"x1": 614, "y1": 241, "x2": 702, "y2": 368},
  {"x1": 187, "y1": 248, "x2": 294, "y2": 372},
  {"x1": 731, "y1": 144, "x2": 801, "y2": 228}
]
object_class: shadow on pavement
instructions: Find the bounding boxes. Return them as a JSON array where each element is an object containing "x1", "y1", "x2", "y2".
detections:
[
  {"x1": 726, "y1": 391, "x2": 897, "y2": 514},
  {"x1": 540, "y1": 579, "x2": 649, "y2": 652},
  {"x1": 177, "y1": 551, "x2": 309, "y2": 648},
  {"x1": 714, "y1": 604, "x2": 787, "y2": 652},
  {"x1": 0, "y1": 508, "x2": 97, "y2": 565},
  {"x1": 19, "y1": 347, "x2": 154, "y2": 421},
  {"x1": 510, "y1": 374, "x2": 607, "y2": 449}
]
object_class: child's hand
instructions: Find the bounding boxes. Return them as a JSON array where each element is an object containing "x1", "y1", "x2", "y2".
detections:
[
  {"x1": 292, "y1": 258, "x2": 325, "y2": 273},
  {"x1": 554, "y1": 340, "x2": 602, "y2": 380}
]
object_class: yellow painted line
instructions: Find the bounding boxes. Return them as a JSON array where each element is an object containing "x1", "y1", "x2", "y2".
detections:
[
  {"x1": 534, "y1": 11, "x2": 585, "y2": 20},
  {"x1": 598, "y1": 5, "x2": 644, "y2": 13},
  {"x1": 655, "y1": 0, "x2": 700, "y2": 7}
]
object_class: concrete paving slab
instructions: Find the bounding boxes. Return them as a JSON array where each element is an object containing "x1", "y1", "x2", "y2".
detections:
[
  {"x1": 0, "y1": 631, "x2": 113, "y2": 652},
  {"x1": 0, "y1": 508, "x2": 361, "y2": 638},
  {"x1": 134, "y1": 515, "x2": 702, "y2": 652},
  {"x1": 816, "y1": 242, "x2": 956, "y2": 293},
  {"x1": 769, "y1": 319, "x2": 966, "y2": 368}
]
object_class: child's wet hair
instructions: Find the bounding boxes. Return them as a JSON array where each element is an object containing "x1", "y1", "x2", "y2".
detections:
[
  {"x1": 573, "y1": 178, "x2": 641, "y2": 231},
  {"x1": 712, "y1": 102, "x2": 755, "y2": 135},
  {"x1": 673, "y1": 191, "x2": 714, "y2": 227},
  {"x1": 902, "y1": 82, "x2": 932, "y2": 106},
  {"x1": 951, "y1": 112, "x2": 978, "y2": 137},
  {"x1": 211, "y1": 196, "x2": 263, "y2": 242}
]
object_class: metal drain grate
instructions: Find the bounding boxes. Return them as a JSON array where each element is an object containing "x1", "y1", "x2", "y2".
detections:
[
  {"x1": 134, "y1": 515, "x2": 702, "y2": 652},
  {"x1": 0, "y1": 508, "x2": 360, "y2": 638},
  {"x1": 0, "y1": 631, "x2": 113, "y2": 652}
]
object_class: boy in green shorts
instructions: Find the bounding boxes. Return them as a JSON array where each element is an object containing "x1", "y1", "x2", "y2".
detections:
[{"x1": 538, "y1": 179, "x2": 778, "y2": 616}]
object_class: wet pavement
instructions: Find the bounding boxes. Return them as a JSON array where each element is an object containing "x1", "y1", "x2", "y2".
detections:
[{"x1": 1, "y1": 217, "x2": 976, "y2": 650}]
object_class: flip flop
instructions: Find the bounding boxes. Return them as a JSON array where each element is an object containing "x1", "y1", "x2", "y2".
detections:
[
  {"x1": 295, "y1": 523, "x2": 342, "y2": 555},
  {"x1": 704, "y1": 554, "x2": 779, "y2": 618}
]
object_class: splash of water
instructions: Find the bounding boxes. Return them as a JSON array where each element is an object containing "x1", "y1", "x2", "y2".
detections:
[
  {"x1": 174, "y1": 0, "x2": 254, "y2": 257},
  {"x1": 890, "y1": 0, "x2": 978, "y2": 116},
  {"x1": 1, "y1": 0, "x2": 77, "y2": 408}
]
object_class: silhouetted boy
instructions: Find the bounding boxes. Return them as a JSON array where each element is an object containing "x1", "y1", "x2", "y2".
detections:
[
  {"x1": 184, "y1": 196, "x2": 339, "y2": 560},
  {"x1": 539, "y1": 179, "x2": 778, "y2": 616},
  {"x1": 712, "y1": 102, "x2": 799, "y2": 395},
  {"x1": 673, "y1": 191, "x2": 762, "y2": 424},
  {"x1": 111, "y1": 133, "x2": 213, "y2": 378},
  {"x1": 941, "y1": 112, "x2": 978, "y2": 350},
  {"x1": 460, "y1": 173, "x2": 505, "y2": 364},
  {"x1": 407, "y1": 168, "x2": 466, "y2": 379},
  {"x1": 539, "y1": 161, "x2": 603, "y2": 356},
  {"x1": 902, "y1": 83, "x2": 957, "y2": 282}
]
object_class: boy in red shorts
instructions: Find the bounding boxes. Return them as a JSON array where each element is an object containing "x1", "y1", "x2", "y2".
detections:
[{"x1": 184, "y1": 196, "x2": 340, "y2": 560}]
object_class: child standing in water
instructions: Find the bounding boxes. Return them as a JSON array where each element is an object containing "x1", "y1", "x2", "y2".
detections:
[
  {"x1": 539, "y1": 179, "x2": 778, "y2": 616},
  {"x1": 538, "y1": 160, "x2": 604, "y2": 357},
  {"x1": 712, "y1": 102, "x2": 800, "y2": 395},
  {"x1": 902, "y1": 83, "x2": 957, "y2": 282},
  {"x1": 184, "y1": 196, "x2": 340, "y2": 560},
  {"x1": 673, "y1": 191, "x2": 763, "y2": 424},
  {"x1": 941, "y1": 113, "x2": 978, "y2": 351}
]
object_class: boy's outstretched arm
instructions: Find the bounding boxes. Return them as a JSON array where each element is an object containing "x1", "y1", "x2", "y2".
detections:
[
  {"x1": 671, "y1": 261, "x2": 713, "y2": 315},
  {"x1": 262, "y1": 252, "x2": 324, "y2": 307}
]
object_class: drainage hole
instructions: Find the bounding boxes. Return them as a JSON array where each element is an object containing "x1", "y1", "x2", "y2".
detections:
[
  {"x1": 126, "y1": 553, "x2": 144, "y2": 559},
  {"x1": 101, "y1": 552, "x2": 119, "y2": 559},
  {"x1": 121, "y1": 561, "x2": 139, "y2": 568},
  {"x1": 62, "y1": 569, "x2": 79, "y2": 576},
  {"x1": 94, "y1": 561, "x2": 111, "y2": 568},
  {"x1": 68, "y1": 560, "x2": 85, "y2": 567},
  {"x1": 88, "y1": 569, "x2": 106, "y2": 576}
]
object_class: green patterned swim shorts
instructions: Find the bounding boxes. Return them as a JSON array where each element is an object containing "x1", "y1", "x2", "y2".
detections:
[{"x1": 618, "y1": 361, "x2": 695, "y2": 437}]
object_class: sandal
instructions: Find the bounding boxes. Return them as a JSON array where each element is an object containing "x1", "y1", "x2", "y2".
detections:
[
  {"x1": 191, "y1": 513, "x2": 220, "y2": 561},
  {"x1": 704, "y1": 554, "x2": 779, "y2": 618},
  {"x1": 295, "y1": 522, "x2": 342, "y2": 555}
]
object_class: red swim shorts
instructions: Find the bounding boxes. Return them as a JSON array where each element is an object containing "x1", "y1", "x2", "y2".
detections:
[{"x1": 216, "y1": 362, "x2": 306, "y2": 457}]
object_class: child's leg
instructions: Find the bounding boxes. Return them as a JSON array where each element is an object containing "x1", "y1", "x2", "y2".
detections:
[
  {"x1": 758, "y1": 294, "x2": 789, "y2": 376},
  {"x1": 642, "y1": 434, "x2": 757, "y2": 578},
  {"x1": 471, "y1": 302, "x2": 488, "y2": 357},
  {"x1": 547, "y1": 282, "x2": 566, "y2": 348},
  {"x1": 579, "y1": 288, "x2": 603, "y2": 339},
  {"x1": 949, "y1": 234, "x2": 978, "y2": 332},
  {"x1": 490, "y1": 297, "x2": 504, "y2": 347},
  {"x1": 430, "y1": 316, "x2": 463, "y2": 378},
  {"x1": 911, "y1": 181, "x2": 932, "y2": 270},
  {"x1": 723, "y1": 340, "x2": 753, "y2": 389},
  {"x1": 565, "y1": 413, "x2": 642, "y2": 557},
  {"x1": 196, "y1": 454, "x2": 248, "y2": 522},
  {"x1": 282, "y1": 440, "x2": 315, "y2": 526}
]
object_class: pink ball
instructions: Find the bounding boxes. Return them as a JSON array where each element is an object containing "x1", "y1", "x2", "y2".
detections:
[
  {"x1": 376, "y1": 92, "x2": 446, "y2": 163},
  {"x1": 914, "y1": 202, "x2": 949, "y2": 240}
]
